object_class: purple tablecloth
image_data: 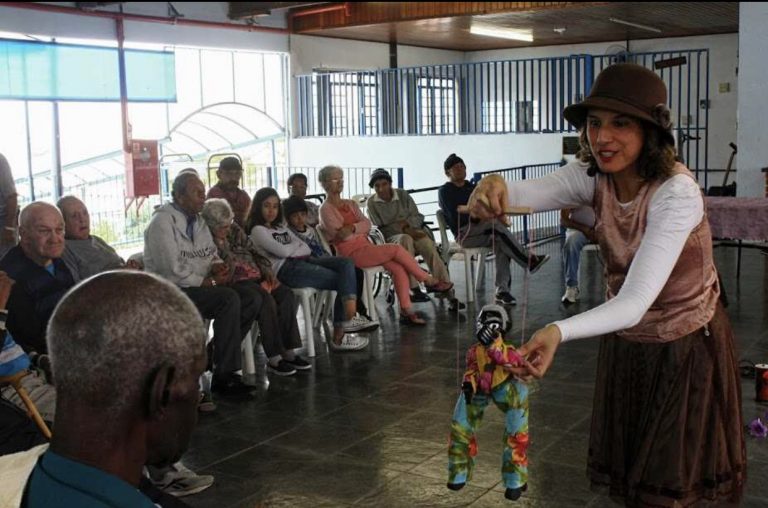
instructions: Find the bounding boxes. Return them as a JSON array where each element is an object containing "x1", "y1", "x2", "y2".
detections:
[{"x1": 705, "y1": 197, "x2": 768, "y2": 241}]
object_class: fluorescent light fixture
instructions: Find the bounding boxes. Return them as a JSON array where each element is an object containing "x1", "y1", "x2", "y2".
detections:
[
  {"x1": 470, "y1": 24, "x2": 533, "y2": 42},
  {"x1": 609, "y1": 17, "x2": 661, "y2": 33}
]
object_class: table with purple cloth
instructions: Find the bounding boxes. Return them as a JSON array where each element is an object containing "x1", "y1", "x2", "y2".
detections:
[
  {"x1": 705, "y1": 196, "x2": 768, "y2": 277},
  {"x1": 706, "y1": 197, "x2": 768, "y2": 241}
]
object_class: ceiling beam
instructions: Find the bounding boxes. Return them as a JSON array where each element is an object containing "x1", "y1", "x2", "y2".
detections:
[{"x1": 290, "y1": 1, "x2": 606, "y2": 32}]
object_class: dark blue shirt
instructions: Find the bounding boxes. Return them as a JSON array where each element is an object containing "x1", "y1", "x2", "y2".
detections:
[
  {"x1": 23, "y1": 449, "x2": 157, "y2": 508},
  {"x1": 438, "y1": 180, "x2": 476, "y2": 236}
]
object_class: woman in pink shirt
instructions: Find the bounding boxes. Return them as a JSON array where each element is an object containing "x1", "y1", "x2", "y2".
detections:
[{"x1": 318, "y1": 165, "x2": 452, "y2": 325}]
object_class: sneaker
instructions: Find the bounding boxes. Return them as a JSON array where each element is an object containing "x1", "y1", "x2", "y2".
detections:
[
  {"x1": 267, "y1": 360, "x2": 297, "y2": 376},
  {"x1": 197, "y1": 392, "x2": 216, "y2": 413},
  {"x1": 284, "y1": 355, "x2": 312, "y2": 371},
  {"x1": 528, "y1": 254, "x2": 551, "y2": 274},
  {"x1": 329, "y1": 334, "x2": 369, "y2": 351},
  {"x1": 344, "y1": 314, "x2": 380, "y2": 332},
  {"x1": 495, "y1": 290, "x2": 517, "y2": 306},
  {"x1": 211, "y1": 373, "x2": 256, "y2": 397},
  {"x1": 410, "y1": 287, "x2": 431, "y2": 302},
  {"x1": 561, "y1": 286, "x2": 580, "y2": 304},
  {"x1": 147, "y1": 462, "x2": 214, "y2": 498}
]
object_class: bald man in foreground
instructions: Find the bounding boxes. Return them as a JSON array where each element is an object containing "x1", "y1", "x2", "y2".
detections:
[
  {"x1": 0, "y1": 271, "x2": 207, "y2": 507},
  {"x1": 0, "y1": 202, "x2": 73, "y2": 354}
]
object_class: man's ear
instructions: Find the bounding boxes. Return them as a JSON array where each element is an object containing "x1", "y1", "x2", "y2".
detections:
[{"x1": 146, "y1": 363, "x2": 175, "y2": 419}]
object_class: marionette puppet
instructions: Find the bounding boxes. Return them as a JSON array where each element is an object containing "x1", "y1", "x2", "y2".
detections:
[{"x1": 447, "y1": 304, "x2": 530, "y2": 501}]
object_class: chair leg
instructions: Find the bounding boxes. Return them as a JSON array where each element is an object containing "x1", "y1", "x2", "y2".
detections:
[
  {"x1": 300, "y1": 293, "x2": 316, "y2": 358},
  {"x1": 464, "y1": 254, "x2": 474, "y2": 303},
  {"x1": 13, "y1": 380, "x2": 52, "y2": 439},
  {"x1": 241, "y1": 328, "x2": 256, "y2": 376},
  {"x1": 364, "y1": 272, "x2": 379, "y2": 322}
]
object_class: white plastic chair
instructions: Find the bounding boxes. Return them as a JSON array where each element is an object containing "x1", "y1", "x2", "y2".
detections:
[
  {"x1": 435, "y1": 209, "x2": 490, "y2": 303},
  {"x1": 291, "y1": 287, "x2": 335, "y2": 358}
]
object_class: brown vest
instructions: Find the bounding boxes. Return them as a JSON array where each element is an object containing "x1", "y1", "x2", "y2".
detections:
[{"x1": 594, "y1": 163, "x2": 720, "y2": 343}]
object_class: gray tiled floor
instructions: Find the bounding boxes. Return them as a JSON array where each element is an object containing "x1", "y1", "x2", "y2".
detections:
[{"x1": 185, "y1": 242, "x2": 768, "y2": 507}]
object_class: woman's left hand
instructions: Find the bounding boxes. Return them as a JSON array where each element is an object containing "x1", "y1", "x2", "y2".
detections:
[
  {"x1": 503, "y1": 324, "x2": 563, "y2": 380},
  {"x1": 467, "y1": 174, "x2": 510, "y2": 222}
]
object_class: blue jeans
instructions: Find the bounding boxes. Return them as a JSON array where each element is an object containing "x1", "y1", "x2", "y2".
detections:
[
  {"x1": 277, "y1": 256, "x2": 357, "y2": 325},
  {"x1": 563, "y1": 228, "x2": 590, "y2": 288}
]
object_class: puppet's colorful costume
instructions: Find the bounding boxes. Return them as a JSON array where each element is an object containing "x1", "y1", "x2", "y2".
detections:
[{"x1": 447, "y1": 305, "x2": 529, "y2": 500}]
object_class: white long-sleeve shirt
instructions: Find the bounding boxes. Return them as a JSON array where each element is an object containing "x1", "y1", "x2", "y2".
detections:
[
  {"x1": 249, "y1": 224, "x2": 311, "y2": 274},
  {"x1": 507, "y1": 162, "x2": 704, "y2": 342}
]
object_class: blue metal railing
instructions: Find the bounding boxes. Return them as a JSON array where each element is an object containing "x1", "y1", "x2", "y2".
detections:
[{"x1": 297, "y1": 55, "x2": 591, "y2": 137}]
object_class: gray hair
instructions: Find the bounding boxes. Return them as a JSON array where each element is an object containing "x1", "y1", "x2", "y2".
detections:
[
  {"x1": 318, "y1": 164, "x2": 343, "y2": 189},
  {"x1": 201, "y1": 198, "x2": 234, "y2": 230},
  {"x1": 172, "y1": 169, "x2": 201, "y2": 201},
  {"x1": 55, "y1": 195, "x2": 83, "y2": 213},
  {"x1": 47, "y1": 271, "x2": 205, "y2": 420}
]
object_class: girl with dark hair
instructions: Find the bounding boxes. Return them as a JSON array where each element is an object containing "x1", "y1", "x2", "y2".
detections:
[
  {"x1": 467, "y1": 63, "x2": 745, "y2": 507},
  {"x1": 246, "y1": 188, "x2": 368, "y2": 351}
]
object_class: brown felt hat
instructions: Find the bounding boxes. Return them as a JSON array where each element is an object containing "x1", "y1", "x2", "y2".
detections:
[{"x1": 563, "y1": 63, "x2": 675, "y2": 146}]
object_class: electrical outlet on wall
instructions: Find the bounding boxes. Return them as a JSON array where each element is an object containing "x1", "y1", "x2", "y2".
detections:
[{"x1": 719, "y1": 82, "x2": 731, "y2": 93}]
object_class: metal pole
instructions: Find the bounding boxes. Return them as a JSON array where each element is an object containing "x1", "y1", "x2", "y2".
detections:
[
  {"x1": 24, "y1": 101, "x2": 35, "y2": 201},
  {"x1": 51, "y1": 101, "x2": 63, "y2": 200}
]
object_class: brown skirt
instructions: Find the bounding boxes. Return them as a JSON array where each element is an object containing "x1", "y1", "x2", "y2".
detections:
[{"x1": 587, "y1": 302, "x2": 746, "y2": 507}]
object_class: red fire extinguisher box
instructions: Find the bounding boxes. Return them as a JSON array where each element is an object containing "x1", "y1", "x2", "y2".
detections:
[{"x1": 125, "y1": 140, "x2": 160, "y2": 198}]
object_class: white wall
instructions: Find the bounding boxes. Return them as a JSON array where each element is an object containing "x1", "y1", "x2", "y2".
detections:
[
  {"x1": 737, "y1": 3, "x2": 768, "y2": 197},
  {"x1": 290, "y1": 34, "x2": 464, "y2": 75}
]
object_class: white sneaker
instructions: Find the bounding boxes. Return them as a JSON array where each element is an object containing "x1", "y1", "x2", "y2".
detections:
[
  {"x1": 343, "y1": 314, "x2": 380, "y2": 332},
  {"x1": 561, "y1": 286, "x2": 580, "y2": 304},
  {"x1": 146, "y1": 461, "x2": 214, "y2": 497},
  {"x1": 329, "y1": 334, "x2": 369, "y2": 351}
]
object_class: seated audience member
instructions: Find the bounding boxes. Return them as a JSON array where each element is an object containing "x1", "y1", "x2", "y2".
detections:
[
  {"x1": 318, "y1": 165, "x2": 452, "y2": 326},
  {"x1": 366, "y1": 168, "x2": 464, "y2": 312},
  {"x1": 0, "y1": 269, "x2": 54, "y2": 452},
  {"x1": 0, "y1": 203, "x2": 73, "y2": 355},
  {"x1": 144, "y1": 171, "x2": 256, "y2": 397},
  {"x1": 0, "y1": 271, "x2": 206, "y2": 507},
  {"x1": 57, "y1": 195, "x2": 140, "y2": 281},
  {"x1": 438, "y1": 154, "x2": 549, "y2": 305},
  {"x1": 247, "y1": 188, "x2": 369, "y2": 351},
  {"x1": 0, "y1": 153, "x2": 19, "y2": 261},
  {"x1": 202, "y1": 198, "x2": 310, "y2": 376},
  {"x1": 206, "y1": 157, "x2": 251, "y2": 228},
  {"x1": 283, "y1": 196, "x2": 378, "y2": 332},
  {"x1": 287, "y1": 173, "x2": 320, "y2": 227},
  {"x1": 559, "y1": 206, "x2": 596, "y2": 304}
]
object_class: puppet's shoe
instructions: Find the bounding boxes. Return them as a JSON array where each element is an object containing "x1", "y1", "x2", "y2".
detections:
[
  {"x1": 504, "y1": 484, "x2": 527, "y2": 500},
  {"x1": 446, "y1": 482, "x2": 465, "y2": 491}
]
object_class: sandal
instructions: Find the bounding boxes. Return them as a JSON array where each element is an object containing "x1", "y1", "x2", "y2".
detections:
[
  {"x1": 400, "y1": 310, "x2": 426, "y2": 326},
  {"x1": 424, "y1": 280, "x2": 454, "y2": 294}
]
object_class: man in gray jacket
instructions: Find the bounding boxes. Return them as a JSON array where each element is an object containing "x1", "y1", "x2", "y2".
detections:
[
  {"x1": 366, "y1": 169, "x2": 462, "y2": 311},
  {"x1": 144, "y1": 170, "x2": 257, "y2": 397}
]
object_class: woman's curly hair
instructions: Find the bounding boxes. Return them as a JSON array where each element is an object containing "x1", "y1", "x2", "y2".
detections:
[{"x1": 576, "y1": 110, "x2": 678, "y2": 180}]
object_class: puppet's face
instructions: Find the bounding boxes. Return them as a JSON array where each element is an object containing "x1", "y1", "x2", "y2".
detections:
[{"x1": 476, "y1": 320, "x2": 502, "y2": 346}]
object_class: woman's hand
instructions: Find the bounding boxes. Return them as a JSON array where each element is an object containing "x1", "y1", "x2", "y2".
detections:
[
  {"x1": 504, "y1": 324, "x2": 563, "y2": 380},
  {"x1": 337, "y1": 224, "x2": 355, "y2": 240},
  {"x1": 467, "y1": 174, "x2": 510, "y2": 222}
]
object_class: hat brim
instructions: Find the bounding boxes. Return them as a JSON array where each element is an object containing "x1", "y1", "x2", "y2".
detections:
[{"x1": 563, "y1": 97, "x2": 675, "y2": 146}]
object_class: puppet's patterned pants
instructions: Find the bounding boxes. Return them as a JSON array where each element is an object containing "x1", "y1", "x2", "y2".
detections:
[{"x1": 447, "y1": 380, "x2": 529, "y2": 490}]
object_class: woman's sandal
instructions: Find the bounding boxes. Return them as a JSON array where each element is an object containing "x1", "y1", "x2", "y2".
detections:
[
  {"x1": 424, "y1": 280, "x2": 454, "y2": 294},
  {"x1": 400, "y1": 311, "x2": 426, "y2": 326}
]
